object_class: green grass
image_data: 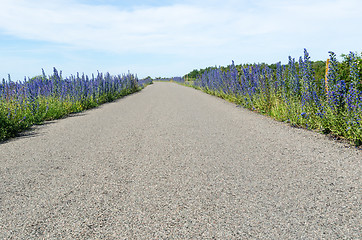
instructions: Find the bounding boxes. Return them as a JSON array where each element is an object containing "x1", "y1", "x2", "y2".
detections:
[
  {"x1": 0, "y1": 87, "x2": 142, "y2": 142},
  {"x1": 178, "y1": 81, "x2": 362, "y2": 147}
]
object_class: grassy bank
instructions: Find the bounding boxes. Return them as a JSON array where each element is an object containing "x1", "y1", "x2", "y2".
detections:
[
  {"x1": 0, "y1": 69, "x2": 150, "y2": 141},
  {"x1": 179, "y1": 50, "x2": 362, "y2": 146}
]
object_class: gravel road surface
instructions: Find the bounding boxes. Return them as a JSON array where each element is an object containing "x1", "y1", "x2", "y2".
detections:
[{"x1": 0, "y1": 82, "x2": 360, "y2": 239}]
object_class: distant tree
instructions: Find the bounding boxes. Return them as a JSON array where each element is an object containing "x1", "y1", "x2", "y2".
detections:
[
  {"x1": 312, "y1": 60, "x2": 327, "y2": 86},
  {"x1": 143, "y1": 76, "x2": 152, "y2": 80},
  {"x1": 187, "y1": 69, "x2": 200, "y2": 79}
]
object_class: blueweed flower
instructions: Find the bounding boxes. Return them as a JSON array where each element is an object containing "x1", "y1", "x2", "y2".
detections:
[
  {"x1": 274, "y1": 62, "x2": 282, "y2": 93},
  {"x1": 327, "y1": 51, "x2": 338, "y2": 90},
  {"x1": 329, "y1": 79, "x2": 347, "y2": 114},
  {"x1": 348, "y1": 52, "x2": 359, "y2": 87},
  {"x1": 299, "y1": 49, "x2": 316, "y2": 107},
  {"x1": 288, "y1": 57, "x2": 300, "y2": 97},
  {"x1": 347, "y1": 83, "x2": 358, "y2": 113}
]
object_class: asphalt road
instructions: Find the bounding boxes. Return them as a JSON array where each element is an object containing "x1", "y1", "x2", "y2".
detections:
[{"x1": 0, "y1": 82, "x2": 360, "y2": 239}]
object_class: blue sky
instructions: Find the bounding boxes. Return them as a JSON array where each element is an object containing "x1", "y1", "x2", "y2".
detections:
[{"x1": 0, "y1": 0, "x2": 361, "y2": 80}]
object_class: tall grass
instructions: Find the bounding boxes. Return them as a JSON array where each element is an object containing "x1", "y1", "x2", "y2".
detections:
[
  {"x1": 0, "y1": 68, "x2": 145, "y2": 141},
  {"x1": 192, "y1": 49, "x2": 362, "y2": 146}
]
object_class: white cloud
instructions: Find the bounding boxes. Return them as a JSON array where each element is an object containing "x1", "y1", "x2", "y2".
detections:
[
  {"x1": 0, "y1": 0, "x2": 361, "y2": 79},
  {"x1": 0, "y1": 0, "x2": 281, "y2": 55}
]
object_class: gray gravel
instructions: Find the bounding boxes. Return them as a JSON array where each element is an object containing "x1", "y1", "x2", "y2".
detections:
[{"x1": 0, "y1": 82, "x2": 361, "y2": 239}]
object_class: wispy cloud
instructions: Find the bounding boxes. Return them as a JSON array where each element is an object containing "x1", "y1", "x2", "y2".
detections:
[
  {"x1": 0, "y1": 0, "x2": 361, "y2": 79},
  {"x1": 0, "y1": 0, "x2": 281, "y2": 53}
]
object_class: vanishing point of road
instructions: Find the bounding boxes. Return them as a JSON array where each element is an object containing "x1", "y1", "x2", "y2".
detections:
[{"x1": 0, "y1": 82, "x2": 360, "y2": 239}]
